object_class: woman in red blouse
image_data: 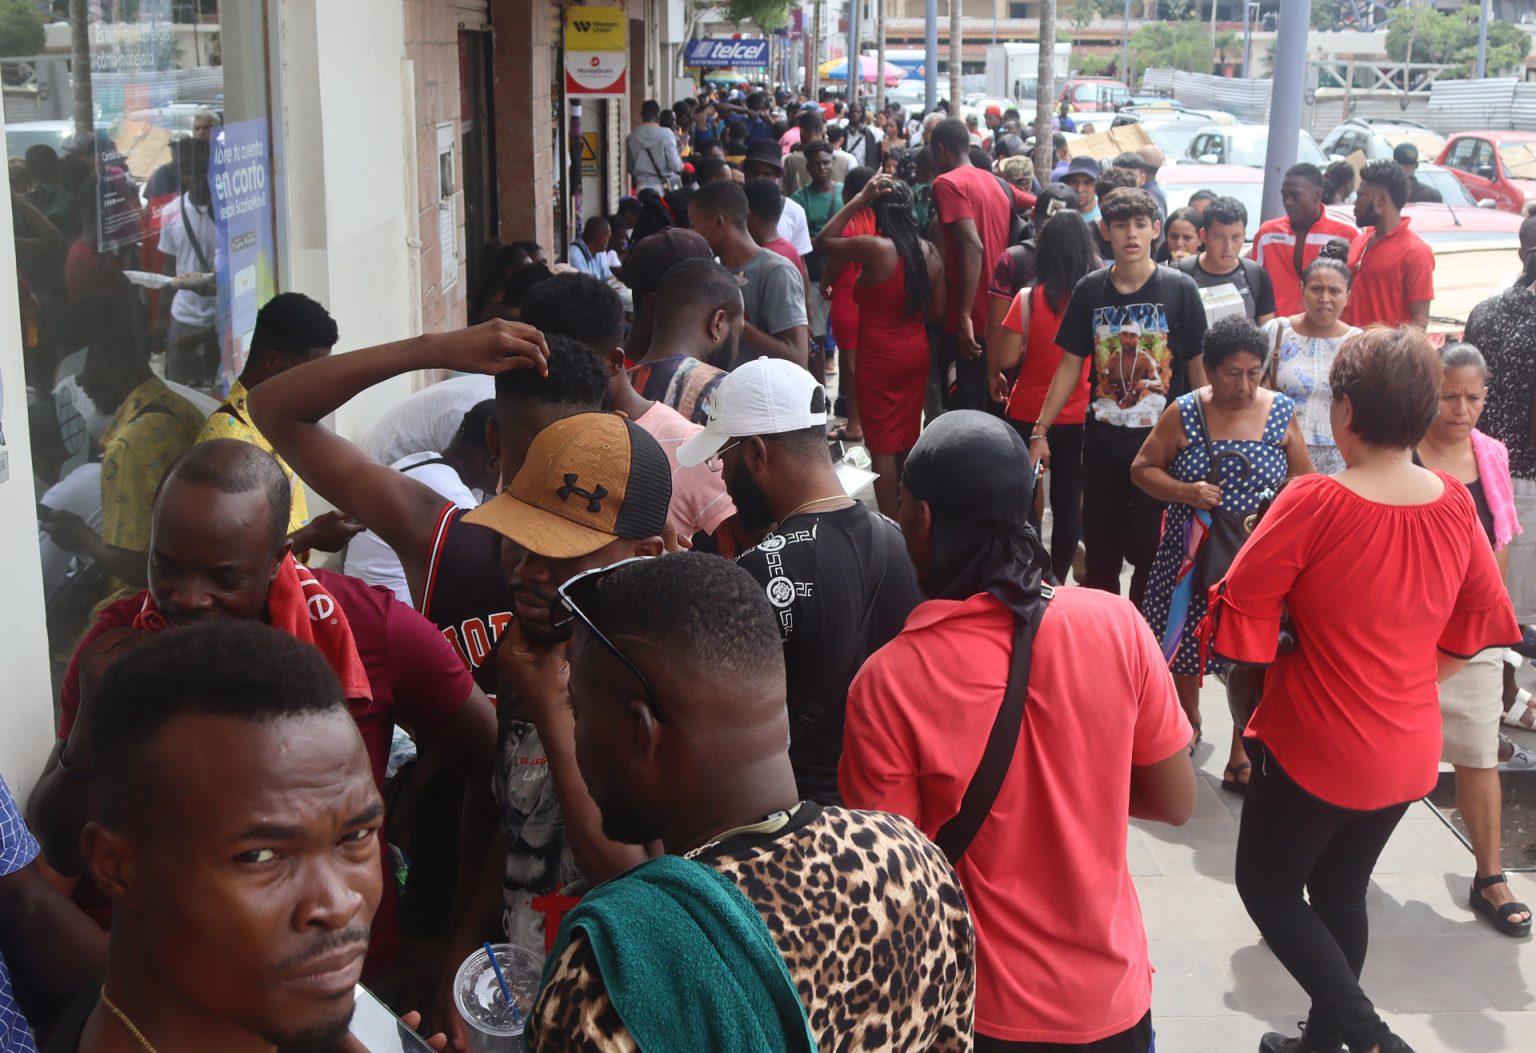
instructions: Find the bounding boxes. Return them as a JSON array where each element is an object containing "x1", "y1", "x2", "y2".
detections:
[{"x1": 1211, "y1": 326, "x2": 1519, "y2": 1053}]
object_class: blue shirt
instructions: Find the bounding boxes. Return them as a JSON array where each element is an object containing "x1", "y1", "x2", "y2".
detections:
[
  {"x1": 569, "y1": 241, "x2": 613, "y2": 282},
  {"x1": 0, "y1": 775, "x2": 41, "y2": 1053}
]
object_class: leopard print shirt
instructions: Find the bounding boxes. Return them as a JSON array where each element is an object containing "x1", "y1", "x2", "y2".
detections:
[{"x1": 528, "y1": 805, "x2": 975, "y2": 1051}]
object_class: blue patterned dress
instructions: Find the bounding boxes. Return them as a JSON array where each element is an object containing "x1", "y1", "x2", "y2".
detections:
[{"x1": 1141, "y1": 390, "x2": 1297, "y2": 675}]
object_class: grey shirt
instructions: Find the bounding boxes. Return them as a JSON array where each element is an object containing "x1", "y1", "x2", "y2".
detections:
[
  {"x1": 625, "y1": 122, "x2": 682, "y2": 191},
  {"x1": 736, "y1": 248, "x2": 808, "y2": 338}
]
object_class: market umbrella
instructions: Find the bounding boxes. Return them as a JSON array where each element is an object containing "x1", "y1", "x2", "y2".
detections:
[
  {"x1": 817, "y1": 54, "x2": 906, "y2": 87},
  {"x1": 703, "y1": 69, "x2": 750, "y2": 85}
]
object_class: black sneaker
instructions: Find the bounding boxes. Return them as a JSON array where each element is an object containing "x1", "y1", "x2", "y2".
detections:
[{"x1": 1258, "y1": 1026, "x2": 1343, "y2": 1053}]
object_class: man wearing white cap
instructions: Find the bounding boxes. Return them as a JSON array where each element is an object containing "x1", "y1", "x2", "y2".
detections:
[{"x1": 679, "y1": 359, "x2": 922, "y2": 805}]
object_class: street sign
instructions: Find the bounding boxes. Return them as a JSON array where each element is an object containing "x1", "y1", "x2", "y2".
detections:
[
  {"x1": 579, "y1": 132, "x2": 599, "y2": 177},
  {"x1": 685, "y1": 38, "x2": 770, "y2": 69},
  {"x1": 564, "y1": 6, "x2": 627, "y2": 96}
]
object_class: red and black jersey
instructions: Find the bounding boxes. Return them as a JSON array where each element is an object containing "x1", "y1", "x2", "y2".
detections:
[{"x1": 419, "y1": 502, "x2": 514, "y2": 696}]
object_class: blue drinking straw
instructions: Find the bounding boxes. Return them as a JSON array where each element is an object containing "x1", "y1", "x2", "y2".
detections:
[{"x1": 483, "y1": 942, "x2": 522, "y2": 1027}]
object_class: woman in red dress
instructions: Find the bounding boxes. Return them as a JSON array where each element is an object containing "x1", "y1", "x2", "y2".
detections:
[
  {"x1": 821, "y1": 167, "x2": 877, "y2": 443},
  {"x1": 1209, "y1": 326, "x2": 1520, "y2": 1053},
  {"x1": 815, "y1": 174, "x2": 945, "y2": 517}
]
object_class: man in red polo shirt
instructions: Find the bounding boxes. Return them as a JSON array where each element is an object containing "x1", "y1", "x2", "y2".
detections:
[
  {"x1": 1341, "y1": 159, "x2": 1435, "y2": 329},
  {"x1": 841, "y1": 411, "x2": 1196, "y2": 1053},
  {"x1": 931, "y1": 117, "x2": 1034, "y2": 411},
  {"x1": 1248, "y1": 162, "x2": 1359, "y2": 317}
]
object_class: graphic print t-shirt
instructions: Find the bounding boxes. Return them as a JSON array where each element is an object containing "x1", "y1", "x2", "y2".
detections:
[{"x1": 1056, "y1": 265, "x2": 1207, "y2": 430}]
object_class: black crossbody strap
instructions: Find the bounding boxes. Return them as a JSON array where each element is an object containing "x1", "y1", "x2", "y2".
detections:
[{"x1": 934, "y1": 589, "x2": 1053, "y2": 865}]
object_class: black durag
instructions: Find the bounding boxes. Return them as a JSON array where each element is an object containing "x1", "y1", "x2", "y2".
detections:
[{"x1": 902, "y1": 411, "x2": 1053, "y2": 621}]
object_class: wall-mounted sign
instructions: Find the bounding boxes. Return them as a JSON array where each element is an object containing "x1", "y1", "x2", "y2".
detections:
[
  {"x1": 685, "y1": 38, "x2": 770, "y2": 69},
  {"x1": 564, "y1": 6, "x2": 628, "y2": 96}
]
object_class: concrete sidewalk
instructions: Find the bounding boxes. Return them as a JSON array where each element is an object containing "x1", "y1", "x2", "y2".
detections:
[{"x1": 1136, "y1": 678, "x2": 1536, "y2": 1053}]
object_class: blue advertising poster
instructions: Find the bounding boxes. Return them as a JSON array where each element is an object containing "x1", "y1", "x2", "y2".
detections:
[{"x1": 207, "y1": 117, "x2": 276, "y2": 389}]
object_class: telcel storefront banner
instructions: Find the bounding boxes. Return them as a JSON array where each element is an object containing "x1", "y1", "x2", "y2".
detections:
[
  {"x1": 564, "y1": 6, "x2": 628, "y2": 96},
  {"x1": 685, "y1": 38, "x2": 770, "y2": 68}
]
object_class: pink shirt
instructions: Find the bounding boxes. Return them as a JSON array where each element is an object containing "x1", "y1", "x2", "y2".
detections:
[
  {"x1": 635, "y1": 402, "x2": 736, "y2": 538},
  {"x1": 841, "y1": 587, "x2": 1190, "y2": 1043}
]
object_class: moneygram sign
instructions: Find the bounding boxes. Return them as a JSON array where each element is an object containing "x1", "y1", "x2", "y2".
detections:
[
  {"x1": 565, "y1": 6, "x2": 627, "y2": 96},
  {"x1": 685, "y1": 38, "x2": 770, "y2": 69}
]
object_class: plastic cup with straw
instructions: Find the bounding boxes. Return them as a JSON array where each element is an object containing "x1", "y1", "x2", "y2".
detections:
[{"x1": 484, "y1": 941, "x2": 523, "y2": 1030}]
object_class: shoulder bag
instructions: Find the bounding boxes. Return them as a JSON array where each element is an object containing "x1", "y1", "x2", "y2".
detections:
[
  {"x1": 1190, "y1": 394, "x2": 1268, "y2": 597},
  {"x1": 934, "y1": 589, "x2": 1053, "y2": 865}
]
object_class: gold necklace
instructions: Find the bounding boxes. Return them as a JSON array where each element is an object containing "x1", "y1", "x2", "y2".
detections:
[
  {"x1": 780, "y1": 495, "x2": 853, "y2": 523},
  {"x1": 683, "y1": 803, "x2": 803, "y2": 859},
  {"x1": 100, "y1": 989, "x2": 158, "y2": 1053}
]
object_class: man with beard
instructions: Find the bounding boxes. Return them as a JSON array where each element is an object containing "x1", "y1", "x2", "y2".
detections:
[
  {"x1": 676, "y1": 360, "x2": 922, "y2": 804},
  {"x1": 49, "y1": 619, "x2": 398, "y2": 1053},
  {"x1": 519, "y1": 553, "x2": 974, "y2": 1052},
  {"x1": 1341, "y1": 159, "x2": 1434, "y2": 330},
  {"x1": 29, "y1": 440, "x2": 497, "y2": 987}
]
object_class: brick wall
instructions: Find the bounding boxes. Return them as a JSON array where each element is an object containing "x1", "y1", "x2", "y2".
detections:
[{"x1": 405, "y1": 0, "x2": 470, "y2": 333}]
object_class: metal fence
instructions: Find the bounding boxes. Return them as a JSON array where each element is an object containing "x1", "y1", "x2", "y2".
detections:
[{"x1": 1140, "y1": 68, "x2": 1272, "y2": 123}]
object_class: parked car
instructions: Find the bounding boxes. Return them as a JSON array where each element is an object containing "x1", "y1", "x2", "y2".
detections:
[
  {"x1": 1436, "y1": 130, "x2": 1536, "y2": 213},
  {"x1": 1185, "y1": 125, "x2": 1327, "y2": 167},
  {"x1": 5, "y1": 119, "x2": 73, "y2": 160},
  {"x1": 1319, "y1": 116, "x2": 1445, "y2": 164},
  {"x1": 1158, "y1": 164, "x2": 1522, "y2": 243},
  {"x1": 1059, "y1": 78, "x2": 1130, "y2": 113},
  {"x1": 1113, "y1": 109, "x2": 1237, "y2": 159}
]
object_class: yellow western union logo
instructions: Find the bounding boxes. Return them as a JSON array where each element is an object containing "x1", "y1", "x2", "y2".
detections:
[{"x1": 565, "y1": 6, "x2": 626, "y2": 50}]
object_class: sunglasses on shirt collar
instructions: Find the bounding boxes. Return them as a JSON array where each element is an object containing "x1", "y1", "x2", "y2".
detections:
[{"x1": 556, "y1": 556, "x2": 665, "y2": 721}]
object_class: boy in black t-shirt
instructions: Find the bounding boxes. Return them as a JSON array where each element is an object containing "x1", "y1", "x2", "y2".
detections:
[
  {"x1": 1029, "y1": 187, "x2": 1208, "y2": 603},
  {"x1": 1175, "y1": 195, "x2": 1277, "y2": 325}
]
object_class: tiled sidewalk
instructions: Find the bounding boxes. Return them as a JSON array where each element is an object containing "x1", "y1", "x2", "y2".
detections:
[{"x1": 1137, "y1": 678, "x2": 1536, "y2": 1052}]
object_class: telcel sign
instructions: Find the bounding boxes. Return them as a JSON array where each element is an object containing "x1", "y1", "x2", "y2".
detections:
[{"x1": 686, "y1": 38, "x2": 770, "y2": 68}]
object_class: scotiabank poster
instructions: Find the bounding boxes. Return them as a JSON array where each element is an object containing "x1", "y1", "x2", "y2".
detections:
[{"x1": 564, "y1": 6, "x2": 628, "y2": 96}]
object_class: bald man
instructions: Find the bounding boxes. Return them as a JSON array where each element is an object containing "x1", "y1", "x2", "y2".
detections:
[
  {"x1": 29, "y1": 439, "x2": 496, "y2": 983},
  {"x1": 512, "y1": 553, "x2": 975, "y2": 1051}
]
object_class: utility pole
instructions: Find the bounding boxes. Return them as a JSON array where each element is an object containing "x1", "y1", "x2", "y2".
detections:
[
  {"x1": 949, "y1": 0, "x2": 962, "y2": 110},
  {"x1": 1122, "y1": 0, "x2": 1132, "y2": 88},
  {"x1": 850, "y1": 0, "x2": 861, "y2": 102},
  {"x1": 1209, "y1": 0, "x2": 1218, "y2": 47},
  {"x1": 1476, "y1": 0, "x2": 1491, "y2": 79},
  {"x1": 877, "y1": 0, "x2": 888, "y2": 114},
  {"x1": 1034, "y1": 0, "x2": 1058, "y2": 182},
  {"x1": 69, "y1": 0, "x2": 92, "y2": 143},
  {"x1": 1260, "y1": 0, "x2": 1306, "y2": 220},
  {"x1": 812, "y1": 0, "x2": 823, "y2": 102},
  {"x1": 925, "y1": 0, "x2": 938, "y2": 113}
]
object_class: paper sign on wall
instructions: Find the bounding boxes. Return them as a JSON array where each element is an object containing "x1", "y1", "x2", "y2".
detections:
[{"x1": 564, "y1": 6, "x2": 627, "y2": 97}]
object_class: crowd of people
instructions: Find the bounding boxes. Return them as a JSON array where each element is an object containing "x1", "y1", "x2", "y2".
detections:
[{"x1": 3, "y1": 79, "x2": 1536, "y2": 1053}]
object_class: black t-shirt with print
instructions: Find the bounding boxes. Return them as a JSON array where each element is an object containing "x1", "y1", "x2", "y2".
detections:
[
  {"x1": 1056, "y1": 264, "x2": 1208, "y2": 456},
  {"x1": 734, "y1": 503, "x2": 923, "y2": 806},
  {"x1": 1175, "y1": 254, "x2": 1277, "y2": 323}
]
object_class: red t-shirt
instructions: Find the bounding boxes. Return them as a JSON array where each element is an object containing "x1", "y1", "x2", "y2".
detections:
[
  {"x1": 1247, "y1": 212, "x2": 1360, "y2": 317},
  {"x1": 934, "y1": 164, "x2": 1033, "y2": 337},
  {"x1": 1339, "y1": 217, "x2": 1435, "y2": 328},
  {"x1": 840, "y1": 588, "x2": 1190, "y2": 1043},
  {"x1": 1001, "y1": 286, "x2": 1090, "y2": 425},
  {"x1": 58, "y1": 570, "x2": 475, "y2": 977},
  {"x1": 1213, "y1": 473, "x2": 1519, "y2": 811}
]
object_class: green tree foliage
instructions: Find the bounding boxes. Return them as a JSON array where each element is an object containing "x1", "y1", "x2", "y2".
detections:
[
  {"x1": 1214, "y1": 29, "x2": 1240, "y2": 66},
  {"x1": 1131, "y1": 21, "x2": 1214, "y2": 79},
  {"x1": 1076, "y1": 53, "x2": 1116, "y2": 77},
  {"x1": 1161, "y1": 0, "x2": 1198, "y2": 18},
  {"x1": 1385, "y1": 4, "x2": 1532, "y2": 77},
  {"x1": 722, "y1": 0, "x2": 791, "y2": 33},
  {"x1": 1069, "y1": 0, "x2": 1099, "y2": 29},
  {"x1": 0, "y1": 0, "x2": 45, "y2": 58}
]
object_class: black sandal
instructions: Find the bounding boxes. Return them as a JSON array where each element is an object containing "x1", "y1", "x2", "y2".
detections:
[
  {"x1": 1470, "y1": 873, "x2": 1533, "y2": 937},
  {"x1": 1221, "y1": 762, "x2": 1251, "y2": 795}
]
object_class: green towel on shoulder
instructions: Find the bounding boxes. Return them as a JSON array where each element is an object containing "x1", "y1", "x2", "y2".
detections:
[{"x1": 539, "y1": 854, "x2": 817, "y2": 1053}]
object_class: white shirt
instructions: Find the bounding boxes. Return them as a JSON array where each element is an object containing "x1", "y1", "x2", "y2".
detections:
[
  {"x1": 157, "y1": 194, "x2": 218, "y2": 328},
  {"x1": 38, "y1": 462, "x2": 103, "y2": 602},
  {"x1": 343, "y1": 452, "x2": 480, "y2": 605},
  {"x1": 362, "y1": 374, "x2": 496, "y2": 466},
  {"x1": 842, "y1": 123, "x2": 884, "y2": 167},
  {"x1": 778, "y1": 196, "x2": 813, "y2": 255}
]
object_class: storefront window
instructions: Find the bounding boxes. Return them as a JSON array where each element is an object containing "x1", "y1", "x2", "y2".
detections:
[{"x1": 5, "y1": 0, "x2": 279, "y2": 683}]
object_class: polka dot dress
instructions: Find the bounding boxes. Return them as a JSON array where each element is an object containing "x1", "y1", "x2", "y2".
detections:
[{"x1": 1141, "y1": 390, "x2": 1296, "y2": 675}]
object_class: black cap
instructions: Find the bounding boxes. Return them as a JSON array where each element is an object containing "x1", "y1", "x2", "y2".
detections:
[
  {"x1": 1393, "y1": 142, "x2": 1420, "y2": 166},
  {"x1": 742, "y1": 139, "x2": 785, "y2": 172},
  {"x1": 904, "y1": 411, "x2": 1034, "y2": 533},
  {"x1": 1064, "y1": 155, "x2": 1101, "y2": 180},
  {"x1": 1114, "y1": 150, "x2": 1151, "y2": 171}
]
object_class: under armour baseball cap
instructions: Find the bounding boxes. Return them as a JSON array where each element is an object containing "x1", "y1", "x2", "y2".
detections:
[
  {"x1": 676, "y1": 359, "x2": 829, "y2": 468},
  {"x1": 464, "y1": 413, "x2": 672, "y2": 559}
]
